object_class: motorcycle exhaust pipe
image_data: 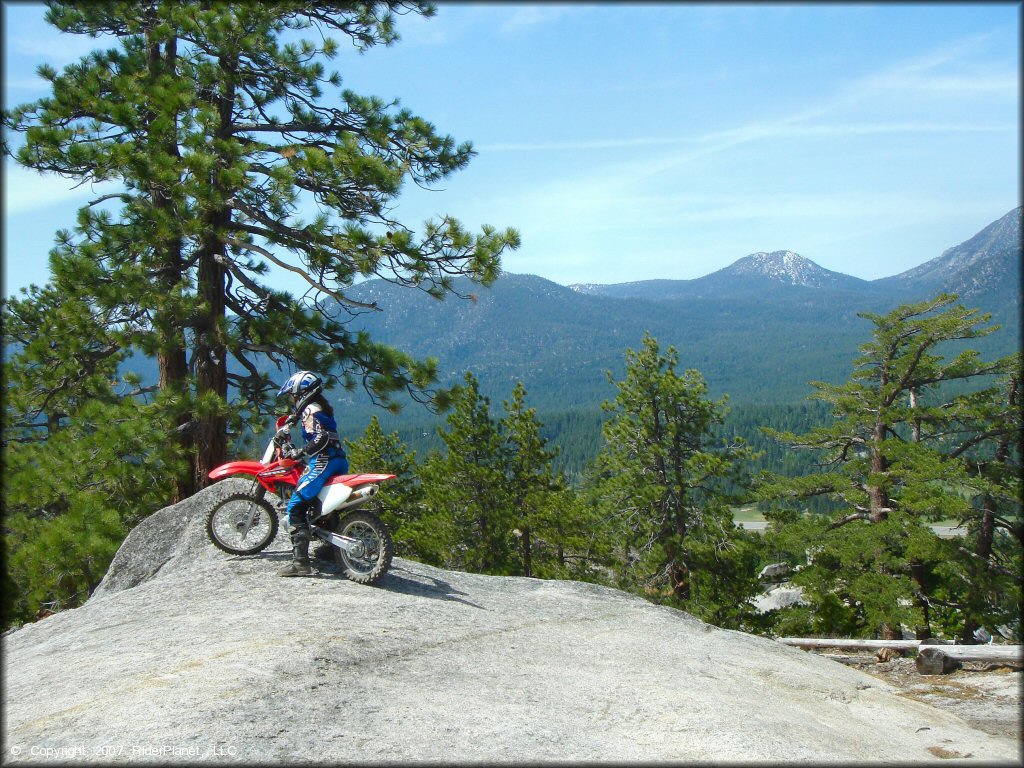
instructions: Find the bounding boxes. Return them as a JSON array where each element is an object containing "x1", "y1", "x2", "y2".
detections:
[
  {"x1": 349, "y1": 484, "x2": 379, "y2": 501},
  {"x1": 329, "y1": 484, "x2": 379, "y2": 515},
  {"x1": 309, "y1": 484, "x2": 380, "y2": 524}
]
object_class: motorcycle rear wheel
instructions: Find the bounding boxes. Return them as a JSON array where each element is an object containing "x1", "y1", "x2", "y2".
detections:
[
  {"x1": 333, "y1": 510, "x2": 393, "y2": 585},
  {"x1": 206, "y1": 492, "x2": 279, "y2": 555}
]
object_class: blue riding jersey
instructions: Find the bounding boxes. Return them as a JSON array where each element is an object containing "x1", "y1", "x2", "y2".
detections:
[{"x1": 285, "y1": 403, "x2": 349, "y2": 525}]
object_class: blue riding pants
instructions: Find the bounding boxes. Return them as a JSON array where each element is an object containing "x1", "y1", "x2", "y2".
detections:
[{"x1": 286, "y1": 453, "x2": 349, "y2": 528}]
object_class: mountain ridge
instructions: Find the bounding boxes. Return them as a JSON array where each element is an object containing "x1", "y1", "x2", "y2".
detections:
[
  {"x1": 876, "y1": 207, "x2": 1021, "y2": 304},
  {"x1": 568, "y1": 206, "x2": 1020, "y2": 303},
  {"x1": 73, "y1": 208, "x2": 1018, "y2": 448},
  {"x1": 342, "y1": 208, "x2": 1019, "y2": 415}
]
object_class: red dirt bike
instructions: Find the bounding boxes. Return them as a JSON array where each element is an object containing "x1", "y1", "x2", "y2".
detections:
[{"x1": 205, "y1": 416, "x2": 394, "y2": 584}]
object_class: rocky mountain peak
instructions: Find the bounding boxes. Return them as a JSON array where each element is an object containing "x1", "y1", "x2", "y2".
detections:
[
  {"x1": 708, "y1": 250, "x2": 868, "y2": 292},
  {"x1": 725, "y1": 250, "x2": 845, "y2": 288},
  {"x1": 879, "y1": 207, "x2": 1022, "y2": 298}
]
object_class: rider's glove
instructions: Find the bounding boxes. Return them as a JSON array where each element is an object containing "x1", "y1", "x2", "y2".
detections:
[
  {"x1": 282, "y1": 446, "x2": 305, "y2": 461},
  {"x1": 273, "y1": 425, "x2": 291, "y2": 445}
]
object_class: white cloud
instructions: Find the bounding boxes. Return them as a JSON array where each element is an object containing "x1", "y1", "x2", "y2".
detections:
[
  {"x1": 480, "y1": 137, "x2": 685, "y2": 153},
  {"x1": 3, "y1": 163, "x2": 120, "y2": 216},
  {"x1": 392, "y1": 3, "x2": 572, "y2": 47},
  {"x1": 473, "y1": 31, "x2": 1017, "y2": 197},
  {"x1": 3, "y1": 75, "x2": 51, "y2": 93},
  {"x1": 11, "y1": 33, "x2": 108, "y2": 65},
  {"x1": 391, "y1": 7, "x2": 452, "y2": 47},
  {"x1": 499, "y1": 5, "x2": 570, "y2": 35},
  {"x1": 828, "y1": 32, "x2": 1017, "y2": 109},
  {"x1": 634, "y1": 32, "x2": 1020, "y2": 178}
]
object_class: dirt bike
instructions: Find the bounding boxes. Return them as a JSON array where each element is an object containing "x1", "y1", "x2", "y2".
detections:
[{"x1": 205, "y1": 415, "x2": 394, "y2": 584}]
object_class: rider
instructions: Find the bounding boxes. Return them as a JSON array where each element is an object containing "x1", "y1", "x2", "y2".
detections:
[{"x1": 275, "y1": 370, "x2": 349, "y2": 577}]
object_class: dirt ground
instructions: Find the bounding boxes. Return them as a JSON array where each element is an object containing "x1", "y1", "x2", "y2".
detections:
[{"x1": 816, "y1": 651, "x2": 1022, "y2": 741}]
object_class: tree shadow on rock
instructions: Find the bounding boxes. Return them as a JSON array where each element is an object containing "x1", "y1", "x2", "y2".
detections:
[
  {"x1": 221, "y1": 549, "x2": 486, "y2": 601},
  {"x1": 378, "y1": 566, "x2": 486, "y2": 610},
  {"x1": 223, "y1": 547, "x2": 340, "y2": 580}
]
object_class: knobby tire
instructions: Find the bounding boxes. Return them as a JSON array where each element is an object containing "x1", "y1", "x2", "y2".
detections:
[
  {"x1": 334, "y1": 509, "x2": 393, "y2": 585},
  {"x1": 206, "y1": 492, "x2": 279, "y2": 555}
]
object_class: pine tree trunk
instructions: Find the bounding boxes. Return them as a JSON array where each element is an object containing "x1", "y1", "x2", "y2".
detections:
[
  {"x1": 870, "y1": 367, "x2": 890, "y2": 522},
  {"x1": 193, "y1": 243, "x2": 228, "y2": 491},
  {"x1": 909, "y1": 388, "x2": 921, "y2": 442},
  {"x1": 158, "y1": 345, "x2": 193, "y2": 501},
  {"x1": 148, "y1": 30, "x2": 194, "y2": 502},
  {"x1": 960, "y1": 496, "x2": 998, "y2": 644},
  {"x1": 669, "y1": 564, "x2": 690, "y2": 600},
  {"x1": 869, "y1": 422, "x2": 890, "y2": 522},
  {"x1": 670, "y1": 517, "x2": 689, "y2": 599},
  {"x1": 522, "y1": 527, "x2": 532, "y2": 578},
  {"x1": 909, "y1": 561, "x2": 932, "y2": 639},
  {"x1": 191, "y1": 54, "x2": 237, "y2": 491},
  {"x1": 191, "y1": 201, "x2": 231, "y2": 490},
  {"x1": 82, "y1": 561, "x2": 97, "y2": 597},
  {"x1": 976, "y1": 503, "x2": 996, "y2": 567}
]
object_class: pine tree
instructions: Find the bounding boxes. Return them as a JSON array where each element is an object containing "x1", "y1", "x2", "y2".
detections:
[
  {"x1": 2, "y1": 282, "x2": 183, "y2": 627},
  {"x1": 930, "y1": 354, "x2": 1022, "y2": 642},
  {"x1": 536, "y1": 487, "x2": 614, "y2": 581},
  {"x1": 757, "y1": 294, "x2": 1018, "y2": 639},
  {"x1": 408, "y1": 378, "x2": 607, "y2": 578},
  {"x1": 593, "y1": 333, "x2": 758, "y2": 626},
  {"x1": 501, "y1": 382, "x2": 562, "y2": 577},
  {"x1": 344, "y1": 415, "x2": 429, "y2": 559},
  {"x1": 421, "y1": 372, "x2": 516, "y2": 574},
  {"x1": 4, "y1": 1, "x2": 519, "y2": 495}
]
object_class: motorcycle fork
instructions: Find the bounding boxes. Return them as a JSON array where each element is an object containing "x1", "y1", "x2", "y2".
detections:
[
  {"x1": 223, "y1": 478, "x2": 266, "y2": 541},
  {"x1": 239, "y1": 481, "x2": 279, "y2": 541}
]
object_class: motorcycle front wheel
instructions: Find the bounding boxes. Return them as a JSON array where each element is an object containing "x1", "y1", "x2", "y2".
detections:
[
  {"x1": 206, "y1": 492, "x2": 279, "y2": 555},
  {"x1": 334, "y1": 510, "x2": 393, "y2": 585}
]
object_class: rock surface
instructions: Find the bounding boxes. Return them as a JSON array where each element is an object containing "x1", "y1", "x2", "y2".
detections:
[
  {"x1": 3, "y1": 481, "x2": 1021, "y2": 764},
  {"x1": 751, "y1": 584, "x2": 807, "y2": 614},
  {"x1": 861, "y1": 657, "x2": 1022, "y2": 742}
]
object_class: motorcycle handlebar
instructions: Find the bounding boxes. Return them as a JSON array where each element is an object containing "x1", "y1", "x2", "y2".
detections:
[
  {"x1": 269, "y1": 443, "x2": 300, "y2": 466},
  {"x1": 273, "y1": 414, "x2": 296, "y2": 445}
]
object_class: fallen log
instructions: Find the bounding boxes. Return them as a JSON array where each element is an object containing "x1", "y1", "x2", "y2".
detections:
[
  {"x1": 917, "y1": 647, "x2": 961, "y2": 675},
  {"x1": 916, "y1": 645, "x2": 1024, "y2": 675},
  {"x1": 776, "y1": 638, "x2": 951, "y2": 651},
  {"x1": 776, "y1": 638, "x2": 1022, "y2": 675}
]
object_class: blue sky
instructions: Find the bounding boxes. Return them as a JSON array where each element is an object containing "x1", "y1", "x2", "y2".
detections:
[{"x1": 3, "y1": 2, "x2": 1020, "y2": 298}]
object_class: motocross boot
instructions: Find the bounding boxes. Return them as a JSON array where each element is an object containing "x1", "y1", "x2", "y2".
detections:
[
  {"x1": 279, "y1": 502, "x2": 313, "y2": 577},
  {"x1": 279, "y1": 525, "x2": 312, "y2": 577}
]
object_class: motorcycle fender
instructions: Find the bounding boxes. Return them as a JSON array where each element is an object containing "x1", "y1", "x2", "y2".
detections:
[
  {"x1": 318, "y1": 482, "x2": 353, "y2": 515},
  {"x1": 208, "y1": 460, "x2": 266, "y2": 481}
]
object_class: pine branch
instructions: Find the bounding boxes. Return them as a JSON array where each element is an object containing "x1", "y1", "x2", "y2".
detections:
[
  {"x1": 826, "y1": 509, "x2": 889, "y2": 531},
  {"x1": 955, "y1": 546, "x2": 1024, "y2": 583},
  {"x1": 224, "y1": 236, "x2": 373, "y2": 310}
]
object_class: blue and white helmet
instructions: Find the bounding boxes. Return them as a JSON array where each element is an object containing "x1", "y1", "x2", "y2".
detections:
[{"x1": 278, "y1": 370, "x2": 322, "y2": 400}]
